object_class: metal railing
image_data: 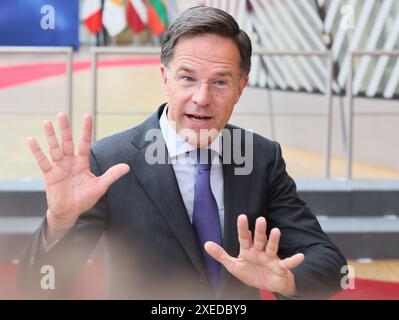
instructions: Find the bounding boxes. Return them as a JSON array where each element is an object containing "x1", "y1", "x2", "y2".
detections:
[
  {"x1": 0, "y1": 46, "x2": 73, "y2": 125},
  {"x1": 90, "y1": 47, "x2": 161, "y2": 141},
  {"x1": 90, "y1": 48, "x2": 334, "y2": 178},
  {"x1": 6, "y1": 46, "x2": 397, "y2": 180},
  {"x1": 346, "y1": 51, "x2": 399, "y2": 179},
  {"x1": 253, "y1": 50, "x2": 334, "y2": 178},
  {"x1": 90, "y1": 48, "x2": 335, "y2": 178}
]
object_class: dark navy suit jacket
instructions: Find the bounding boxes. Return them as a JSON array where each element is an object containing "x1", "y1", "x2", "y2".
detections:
[{"x1": 18, "y1": 104, "x2": 347, "y2": 299}]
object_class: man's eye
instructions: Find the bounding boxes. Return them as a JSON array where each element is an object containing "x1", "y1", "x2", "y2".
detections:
[
  {"x1": 213, "y1": 80, "x2": 228, "y2": 87},
  {"x1": 180, "y1": 76, "x2": 195, "y2": 82}
]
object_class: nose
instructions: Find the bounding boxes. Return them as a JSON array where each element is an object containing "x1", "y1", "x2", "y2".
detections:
[{"x1": 192, "y1": 82, "x2": 211, "y2": 106}]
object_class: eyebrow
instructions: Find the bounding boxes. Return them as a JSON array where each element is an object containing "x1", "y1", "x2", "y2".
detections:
[
  {"x1": 176, "y1": 66, "x2": 195, "y2": 74},
  {"x1": 215, "y1": 71, "x2": 233, "y2": 78},
  {"x1": 175, "y1": 66, "x2": 233, "y2": 78}
]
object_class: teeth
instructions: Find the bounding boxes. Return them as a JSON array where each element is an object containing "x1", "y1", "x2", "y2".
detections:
[{"x1": 189, "y1": 115, "x2": 208, "y2": 122}]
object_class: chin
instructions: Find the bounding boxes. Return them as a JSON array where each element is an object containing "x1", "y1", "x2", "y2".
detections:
[{"x1": 179, "y1": 129, "x2": 218, "y2": 149}]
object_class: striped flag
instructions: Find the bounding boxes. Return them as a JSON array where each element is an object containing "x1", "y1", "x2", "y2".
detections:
[
  {"x1": 166, "y1": 0, "x2": 178, "y2": 23},
  {"x1": 102, "y1": 0, "x2": 127, "y2": 37},
  {"x1": 147, "y1": 0, "x2": 168, "y2": 36},
  {"x1": 80, "y1": 0, "x2": 103, "y2": 34},
  {"x1": 127, "y1": 0, "x2": 147, "y2": 33}
]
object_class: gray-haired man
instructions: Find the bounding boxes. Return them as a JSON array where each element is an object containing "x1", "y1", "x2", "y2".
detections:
[{"x1": 19, "y1": 6, "x2": 346, "y2": 299}]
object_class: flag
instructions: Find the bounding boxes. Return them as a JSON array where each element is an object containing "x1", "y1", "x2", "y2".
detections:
[
  {"x1": 127, "y1": 0, "x2": 147, "y2": 33},
  {"x1": 166, "y1": 0, "x2": 178, "y2": 24},
  {"x1": 147, "y1": 0, "x2": 168, "y2": 36},
  {"x1": 80, "y1": 0, "x2": 103, "y2": 34},
  {"x1": 102, "y1": 0, "x2": 127, "y2": 37}
]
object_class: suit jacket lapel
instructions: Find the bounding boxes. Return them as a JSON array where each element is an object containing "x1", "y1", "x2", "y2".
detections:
[
  {"x1": 129, "y1": 107, "x2": 207, "y2": 280},
  {"x1": 218, "y1": 127, "x2": 251, "y2": 296}
]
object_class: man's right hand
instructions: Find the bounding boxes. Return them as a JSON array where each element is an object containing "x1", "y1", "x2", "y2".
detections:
[{"x1": 27, "y1": 113, "x2": 130, "y2": 242}]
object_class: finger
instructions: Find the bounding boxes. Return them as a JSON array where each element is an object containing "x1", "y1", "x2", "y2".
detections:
[
  {"x1": 237, "y1": 214, "x2": 251, "y2": 250},
  {"x1": 27, "y1": 137, "x2": 52, "y2": 173},
  {"x1": 99, "y1": 163, "x2": 130, "y2": 191},
  {"x1": 43, "y1": 120, "x2": 63, "y2": 162},
  {"x1": 78, "y1": 114, "x2": 92, "y2": 157},
  {"x1": 281, "y1": 253, "x2": 305, "y2": 270},
  {"x1": 204, "y1": 241, "x2": 236, "y2": 271},
  {"x1": 265, "y1": 228, "x2": 281, "y2": 258},
  {"x1": 58, "y1": 112, "x2": 74, "y2": 157},
  {"x1": 253, "y1": 217, "x2": 267, "y2": 251}
]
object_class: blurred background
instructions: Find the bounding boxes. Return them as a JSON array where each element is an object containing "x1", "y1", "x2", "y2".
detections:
[{"x1": 0, "y1": 0, "x2": 399, "y2": 299}]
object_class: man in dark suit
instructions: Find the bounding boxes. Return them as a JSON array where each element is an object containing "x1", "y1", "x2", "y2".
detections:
[{"x1": 18, "y1": 6, "x2": 347, "y2": 299}]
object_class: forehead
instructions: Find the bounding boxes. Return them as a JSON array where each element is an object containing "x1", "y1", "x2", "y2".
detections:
[{"x1": 169, "y1": 34, "x2": 241, "y2": 75}]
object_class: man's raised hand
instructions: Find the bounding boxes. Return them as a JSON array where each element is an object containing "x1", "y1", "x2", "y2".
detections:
[
  {"x1": 205, "y1": 214, "x2": 305, "y2": 296},
  {"x1": 27, "y1": 113, "x2": 130, "y2": 238}
]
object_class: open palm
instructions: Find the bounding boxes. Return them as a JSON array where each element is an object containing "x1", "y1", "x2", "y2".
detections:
[
  {"x1": 27, "y1": 113, "x2": 130, "y2": 229},
  {"x1": 205, "y1": 215, "x2": 304, "y2": 295}
]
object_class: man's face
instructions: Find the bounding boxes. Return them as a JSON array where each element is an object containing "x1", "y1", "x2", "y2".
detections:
[{"x1": 161, "y1": 34, "x2": 248, "y2": 148}]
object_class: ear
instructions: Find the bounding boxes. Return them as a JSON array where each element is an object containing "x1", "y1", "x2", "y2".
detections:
[
  {"x1": 160, "y1": 64, "x2": 170, "y2": 96},
  {"x1": 160, "y1": 64, "x2": 168, "y2": 85},
  {"x1": 233, "y1": 74, "x2": 249, "y2": 105},
  {"x1": 238, "y1": 74, "x2": 249, "y2": 96}
]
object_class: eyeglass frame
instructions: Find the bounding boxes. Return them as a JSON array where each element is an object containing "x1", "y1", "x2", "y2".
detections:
[{"x1": 165, "y1": 67, "x2": 242, "y2": 97}]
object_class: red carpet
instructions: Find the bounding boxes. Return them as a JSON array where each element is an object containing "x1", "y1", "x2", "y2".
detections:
[
  {"x1": 0, "y1": 57, "x2": 160, "y2": 89},
  {"x1": 261, "y1": 278, "x2": 399, "y2": 300},
  {"x1": 1, "y1": 261, "x2": 398, "y2": 300},
  {"x1": 330, "y1": 278, "x2": 399, "y2": 300}
]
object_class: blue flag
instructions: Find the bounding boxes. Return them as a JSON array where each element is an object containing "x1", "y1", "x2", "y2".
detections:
[{"x1": 0, "y1": 0, "x2": 79, "y2": 48}]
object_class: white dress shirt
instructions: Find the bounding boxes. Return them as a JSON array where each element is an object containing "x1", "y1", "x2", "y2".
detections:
[{"x1": 159, "y1": 105, "x2": 225, "y2": 237}]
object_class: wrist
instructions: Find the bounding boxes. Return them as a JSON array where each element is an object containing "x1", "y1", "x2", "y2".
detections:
[{"x1": 46, "y1": 209, "x2": 76, "y2": 241}]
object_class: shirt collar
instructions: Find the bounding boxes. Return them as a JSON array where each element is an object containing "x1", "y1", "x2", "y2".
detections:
[{"x1": 159, "y1": 104, "x2": 223, "y2": 159}]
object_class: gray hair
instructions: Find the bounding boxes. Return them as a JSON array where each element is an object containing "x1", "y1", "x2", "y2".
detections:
[{"x1": 160, "y1": 6, "x2": 252, "y2": 76}]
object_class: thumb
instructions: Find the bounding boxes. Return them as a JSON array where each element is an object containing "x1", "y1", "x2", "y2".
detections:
[
  {"x1": 204, "y1": 241, "x2": 223, "y2": 260},
  {"x1": 205, "y1": 241, "x2": 235, "y2": 271},
  {"x1": 281, "y1": 253, "x2": 305, "y2": 270},
  {"x1": 99, "y1": 163, "x2": 130, "y2": 190}
]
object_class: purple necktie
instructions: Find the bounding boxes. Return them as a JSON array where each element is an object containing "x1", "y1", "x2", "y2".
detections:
[{"x1": 192, "y1": 149, "x2": 222, "y2": 289}]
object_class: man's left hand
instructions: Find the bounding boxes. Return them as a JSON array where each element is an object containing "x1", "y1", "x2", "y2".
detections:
[{"x1": 205, "y1": 214, "x2": 305, "y2": 296}]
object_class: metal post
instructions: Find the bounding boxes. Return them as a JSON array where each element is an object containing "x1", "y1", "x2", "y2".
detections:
[
  {"x1": 90, "y1": 47, "x2": 161, "y2": 142},
  {"x1": 65, "y1": 48, "x2": 73, "y2": 130},
  {"x1": 324, "y1": 51, "x2": 334, "y2": 179},
  {"x1": 346, "y1": 52, "x2": 354, "y2": 180},
  {"x1": 91, "y1": 51, "x2": 98, "y2": 142},
  {"x1": 253, "y1": 50, "x2": 332, "y2": 179},
  {"x1": 344, "y1": 50, "x2": 399, "y2": 180},
  {"x1": 259, "y1": 55, "x2": 276, "y2": 140},
  {"x1": 339, "y1": 96, "x2": 348, "y2": 159},
  {"x1": 0, "y1": 46, "x2": 74, "y2": 117},
  {"x1": 267, "y1": 88, "x2": 276, "y2": 141}
]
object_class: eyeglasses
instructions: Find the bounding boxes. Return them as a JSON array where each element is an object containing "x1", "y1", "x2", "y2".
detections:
[{"x1": 168, "y1": 69, "x2": 236, "y2": 96}]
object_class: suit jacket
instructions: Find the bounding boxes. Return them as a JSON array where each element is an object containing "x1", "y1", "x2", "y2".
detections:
[{"x1": 18, "y1": 104, "x2": 347, "y2": 300}]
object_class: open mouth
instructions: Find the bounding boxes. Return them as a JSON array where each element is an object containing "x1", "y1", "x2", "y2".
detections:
[{"x1": 186, "y1": 114, "x2": 212, "y2": 122}]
